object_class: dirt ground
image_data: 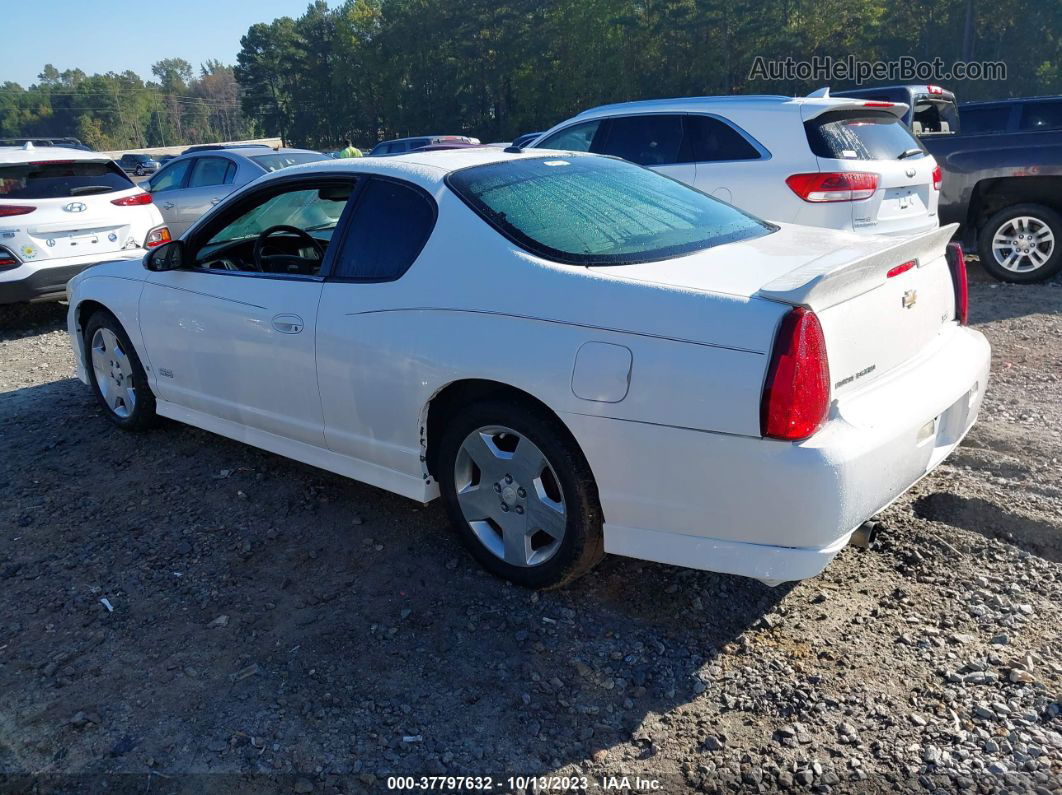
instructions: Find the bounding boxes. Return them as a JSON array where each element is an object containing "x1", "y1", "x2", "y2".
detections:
[{"x1": 0, "y1": 263, "x2": 1059, "y2": 794}]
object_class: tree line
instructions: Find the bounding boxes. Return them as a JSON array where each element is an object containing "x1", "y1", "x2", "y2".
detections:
[
  {"x1": 235, "y1": 0, "x2": 1060, "y2": 148},
  {"x1": 1, "y1": 0, "x2": 1059, "y2": 150},
  {"x1": 0, "y1": 60, "x2": 250, "y2": 151}
]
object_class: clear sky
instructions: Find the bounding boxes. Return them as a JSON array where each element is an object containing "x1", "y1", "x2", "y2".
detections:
[{"x1": 2, "y1": 0, "x2": 324, "y2": 87}]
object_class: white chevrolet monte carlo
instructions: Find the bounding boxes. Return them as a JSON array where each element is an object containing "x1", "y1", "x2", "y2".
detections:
[
  {"x1": 66, "y1": 148, "x2": 989, "y2": 589},
  {"x1": 0, "y1": 145, "x2": 169, "y2": 304}
]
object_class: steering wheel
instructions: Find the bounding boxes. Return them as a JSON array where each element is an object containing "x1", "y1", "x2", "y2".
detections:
[{"x1": 252, "y1": 225, "x2": 325, "y2": 273}]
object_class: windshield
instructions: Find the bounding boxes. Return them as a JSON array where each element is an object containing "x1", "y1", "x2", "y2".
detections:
[
  {"x1": 446, "y1": 155, "x2": 773, "y2": 265},
  {"x1": 805, "y1": 111, "x2": 927, "y2": 160},
  {"x1": 0, "y1": 160, "x2": 133, "y2": 199},
  {"x1": 250, "y1": 152, "x2": 328, "y2": 173}
]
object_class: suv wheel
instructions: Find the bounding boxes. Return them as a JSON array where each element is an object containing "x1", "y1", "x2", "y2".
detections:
[
  {"x1": 978, "y1": 203, "x2": 1062, "y2": 283},
  {"x1": 437, "y1": 399, "x2": 604, "y2": 589},
  {"x1": 85, "y1": 311, "x2": 157, "y2": 430}
]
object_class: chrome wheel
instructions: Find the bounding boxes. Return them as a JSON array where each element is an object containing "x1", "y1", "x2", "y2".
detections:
[
  {"x1": 992, "y1": 216, "x2": 1055, "y2": 273},
  {"x1": 454, "y1": 425, "x2": 566, "y2": 567},
  {"x1": 90, "y1": 327, "x2": 136, "y2": 419}
]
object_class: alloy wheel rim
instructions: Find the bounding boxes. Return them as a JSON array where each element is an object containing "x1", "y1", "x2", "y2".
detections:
[
  {"x1": 454, "y1": 425, "x2": 566, "y2": 567},
  {"x1": 90, "y1": 328, "x2": 136, "y2": 419},
  {"x1": 992, "y1": 216, "x2": 1055, "y2": 273}
]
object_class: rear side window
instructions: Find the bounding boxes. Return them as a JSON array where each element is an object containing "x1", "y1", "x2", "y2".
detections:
[
  {"x1": 0, "y1": 160, "x2": 133, "y2": 199},
  {"x1": 536, "y1": 120, "x2": 603, "y2": 152},
  {"x1": 598, "y1": 115, "x2": 685, "y2": 166},
  {"x1": 685, "y1": 115, "x2": 761, "y2": 161},
  {"x1": 188, "y1": 157, "x2": 235, "y2": 188},
  {"x1": 960, "y1": 105, "x2": 1011, "y2": 134},
  {"x1": 805, "y1": 111, "x2": 925, "y2": 161},
  {"x1": 447, "y1": 155, "x2": 772, "y2": 265},
  {"x1": 334, "y1": 179, "x2": 436, "y2": 280},
  {"x1": 1019, "y1": 101, "x2": 1062, "y2": 132}
]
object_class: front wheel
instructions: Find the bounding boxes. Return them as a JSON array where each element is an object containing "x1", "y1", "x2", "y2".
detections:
[
  {"x1": 134, "y1": 166, "x2": 144, "y2": 176},
  {"x1": 978, "y1": 203, "x2": 1062, "y2": 283},
  {"x1": 437, "y1": 399, "x2": 604, "y2": 589},
  {"x1": 84, "y1": 311, "x2": 157, "y2": 430}
]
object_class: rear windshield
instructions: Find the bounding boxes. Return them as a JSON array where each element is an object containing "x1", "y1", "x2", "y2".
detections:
[
  {"x1": 251, "y1": 152, "x2": 327, "y2": 172},
  {"x1": 912, "y1": 98, "x2": 960, "y2": 135},
  {"x1": 446, "y1": 155, "x2": 773, "y2": 265},
  {"x1": 806, "y1": 111, "x2": 926, "y2": 161},
  {"x1": 0, "y1": 160, "x2": 133, "y2": 199}
]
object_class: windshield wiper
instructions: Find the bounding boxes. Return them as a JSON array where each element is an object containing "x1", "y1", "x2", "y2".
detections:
[
  {"x1": 896, "y1": 148, "x2": 923, "y2": 160},
  {"x1": 69, "y1": 185, "x2": 114, "y2": 196}
]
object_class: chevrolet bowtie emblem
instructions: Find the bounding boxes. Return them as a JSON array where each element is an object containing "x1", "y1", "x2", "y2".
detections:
[{"x1": 902, "y1": 289, "x2": 918, "y2": 309}]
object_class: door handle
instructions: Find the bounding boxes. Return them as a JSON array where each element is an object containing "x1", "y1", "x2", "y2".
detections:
[
  {"x1": 162, "y1": 202, "x2": 175, "y2": 210},
  {"x1": 271, "y1": 314, "x2": 304, "y2": 334}
]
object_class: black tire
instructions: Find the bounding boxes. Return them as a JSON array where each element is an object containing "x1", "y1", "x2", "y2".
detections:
[
  {"x1": 437, "y1": 399, "x2": 604, "y2": 589},
  {"x1": 84, "y1": 310, "x2": 157, "y2": 430},
  {"x1": 977, "y1": 203, "x2": 1062, "y2": 283},
  {"x1": 134, "y1": 166, "x2": 144, "y2": 176}
]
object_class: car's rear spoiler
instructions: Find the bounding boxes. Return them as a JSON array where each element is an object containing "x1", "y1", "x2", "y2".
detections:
[
  {"x1": 801, "y1": 98, "x2": 909, "y2": 122},
  {"x1": 755, "y1": 224, "x2": 958, "y2": 311}
]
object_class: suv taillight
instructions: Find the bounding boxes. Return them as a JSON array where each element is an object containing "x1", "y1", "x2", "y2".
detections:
[
  {"x1": 946, "y1": 242, "x2": 968, "y2": 326},
  {"x1": 761, "y1": 307, "x2": 831, "y2": 441},
  {"x1": 932, "y1": 164, "x2": 943, "y2": 191},
  {"x1": 112, "y1": 192, "x2": 153, "y2": 206},
  {"x1": 145, "y1": 226, "x2": 171, "y2": 248},
  {"x1": 0, "y1": 205, "x2": 36, "y2": 217},
  {"x1": 0, "y1": 247, "x2": 18, "y2": 269},
  {"x1": 785, "y1": 172, "x2": 878, "y2": 202}
]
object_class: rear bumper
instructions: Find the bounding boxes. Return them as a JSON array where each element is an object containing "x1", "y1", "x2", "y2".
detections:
[
  {"x1": 0, "y1": 251, "x2": 145, "y2": 305},
  {"x1": 563, "y1": 324, "x2": 990, "y2": 583}
]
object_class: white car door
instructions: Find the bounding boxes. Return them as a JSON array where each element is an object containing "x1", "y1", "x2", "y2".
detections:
[
  {"x1": 138, "y1": 176, "x2": 357, "y2": 446},
  {"x1": 680, "y1": 113, "x2": 776, "y2": 211},
  {"x1": 315, "y1": 176, "x2": 438, "y2": 478}
]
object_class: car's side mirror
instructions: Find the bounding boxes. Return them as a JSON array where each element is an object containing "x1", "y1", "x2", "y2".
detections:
[{"x1": 143, "y1": 240, "x2": 186, "y2": 272}]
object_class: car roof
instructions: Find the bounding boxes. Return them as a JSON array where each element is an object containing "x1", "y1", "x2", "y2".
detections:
[
  {"x1": 961, "y1": 94, "x2": 1062, "y2": 108},
  {"x1": 274, "y1": 147, "x2": 581, "y2": 188},
  {"x1": 569, "y1": 94, "x2": 907, "y2": 120},
  {"x1": 0, "y1": 145, "x2": 113, "y2": 165},
  {"x1": 161, "y1": 147, "x2": 323, "y2": 165}
]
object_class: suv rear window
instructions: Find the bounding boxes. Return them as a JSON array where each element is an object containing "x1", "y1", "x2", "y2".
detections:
[
  {"x1": 805, "y1": 111, "x2": 926, "y2": 161},
  {"x1": 446, "y1": 155, "x2": 772, "y2": 265},
  {"x1": 0, "y1": 160, "x2": 133, "y2": 199}
]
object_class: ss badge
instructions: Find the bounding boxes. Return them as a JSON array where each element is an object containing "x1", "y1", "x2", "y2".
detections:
[{"x1": 902, "y1": 289, "x2": 918, "y2": 309}]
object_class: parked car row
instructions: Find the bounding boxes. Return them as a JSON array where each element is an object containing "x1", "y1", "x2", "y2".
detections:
[{"x1": 832, "y1": 85, "x2": 1062, "y2": 282}]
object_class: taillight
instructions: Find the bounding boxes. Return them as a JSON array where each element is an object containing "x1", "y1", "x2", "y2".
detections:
[
  {"x1": 0, "y1": 247, "x2": 18, "y2": 269},
  {"x1": 946, "y1": 242, "x2": 968, "y2": 326},
  {"x1": 863, "y1": 101, "x2": 894, "y2": 107},
  {"x1": 785, "y1": 172, "x2": 878, "y2": 202},
  {"x1": 0, "y1": 205, "x2": 36, "y2": 217},
  {"x1": 761, "y1": 307, "x2": 831, "y2": 441},
  {"x1": 112, "y1": 192, "x2": 153, "y2": 206},
  {"x1": 145, "y1": 226, "x2": 171, "y2": 248},
  {"x1": 931, "y1": 164, "x2": 943, "y2": 191},
  {"x1": 927, "y1": 85, "x2": 944, "y2": 95}
]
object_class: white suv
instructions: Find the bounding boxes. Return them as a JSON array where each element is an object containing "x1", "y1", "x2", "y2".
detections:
[
  {"x1": 529, "y1": 94, "x2": 941, "y2": 237},
  {"x1": 0, "y1": 145, "x2": 168, "y2": 305}
]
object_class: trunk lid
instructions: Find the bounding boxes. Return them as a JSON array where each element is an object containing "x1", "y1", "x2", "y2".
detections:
[{"x1": 606, "y1": 223, "x2": 960, "y2": 395}]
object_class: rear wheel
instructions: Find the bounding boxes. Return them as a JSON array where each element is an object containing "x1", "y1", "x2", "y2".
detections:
[
  {"x1": 84, "y1": 311, "x2": 157, "y2": 430},
  {"x1": 437, "y1": 399, "x2": 604, "y2": 589},
  {"x1": 978, "y1": 203, "x2": 1062, "y2": 283}
]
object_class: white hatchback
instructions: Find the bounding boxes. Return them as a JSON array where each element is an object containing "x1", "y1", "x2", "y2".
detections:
[
  {"x1": 530, "y1": 94, "x2": 941, "y2": 237},
  {"x1": 0, "y1": 145, "x2": 168, "y2": 305}
]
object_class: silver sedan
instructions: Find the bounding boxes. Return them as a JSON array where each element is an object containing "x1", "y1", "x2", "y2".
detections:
[{"x1": 144, "y1": 146, "x2": 327, "y2": 237}]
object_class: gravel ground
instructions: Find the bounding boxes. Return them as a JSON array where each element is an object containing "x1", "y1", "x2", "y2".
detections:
[{"x1": 0, "y1": 265, "x2": 1059, "y2": 794}]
